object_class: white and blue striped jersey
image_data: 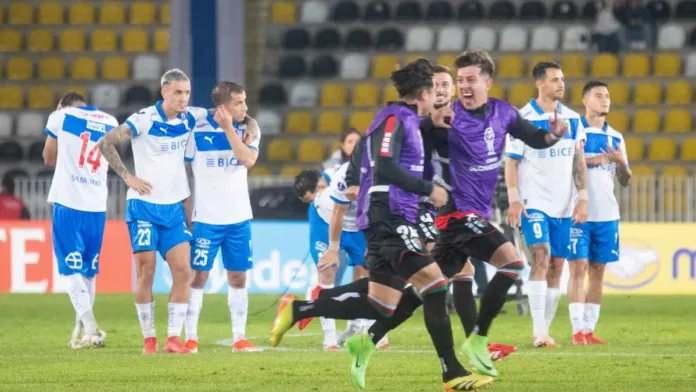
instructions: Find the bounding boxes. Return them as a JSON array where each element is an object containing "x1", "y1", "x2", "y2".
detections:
[
  {"x1": 184, "y1": 110, "x2": 261, "y2": 225},
  {"x1": 581, "y1": 117, "x2": 629, "y2": 222},
  {"x1": 45, "y1": 106, "x2": 119, "y2": 212},
  {"x1": 124, "y1": 102, "x2": 205, "y2": 204},
  {"x1": 315, "y1": 162, "x2": 359, "y2": 232},
  {"x1": 505, "y1": 99, "x2": 586, "y2": 218}
]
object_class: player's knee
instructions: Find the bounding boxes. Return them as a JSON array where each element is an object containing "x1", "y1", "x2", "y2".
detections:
[
  {"x1": 531, "y1": 245, "x2": 550, "y2": 268},
  {"x1": 191, "y1": 270, "x2": 209, "y2": 288},
  {"x1": 461, "y1": 260, "x2": 475, "y2": 276},
  {"x1": 318, "y1": 268, "x2": 336, "y2": 285},
  {"x1": 227, "y1": 271, "x2": 246, "y2": 288},
  {"x1": 400, "y1": 286, "x2": 423, "y2": 316},
  {"x1": 587, "y1": 263, "x2": 606, "y2": 281},
  {"x1": 169, "y1": 262, "x2": 192, "y2": 281}
]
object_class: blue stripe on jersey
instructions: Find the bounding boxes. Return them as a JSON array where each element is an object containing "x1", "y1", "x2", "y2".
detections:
[
  {"x1": 506, "y1": 152, "x2": 523, "y2": 160},
  {"x1": 45, "y1": 128, "x2": 57, "y2": 139},
  {"x1": 126, "y1": 120, "x2": 138, "y2": 136},
  {"x1": 585, "y1": 132, "x2": 621, "y2": 154},
  {"x1": 206, "y1": 111, "x2": 245, "y2": 138},
  {"x1": 148, "y1": 121, "x2": 191, "y2": 138},
  {"x1": 154, "y1": 101, "x2": 186, "y2": 123},
  {"x1": 62, "y1": 114, "x2": 114, "y2": 142},
  {"x1": 529, "y1": 119, "x2": 578, "y2": 140},
  {"x1": 78, "y1": 106, "x2": 98, "y2": 111},
  {"x1": 529, "y1": 99, "x2": 562, "y2": 116},
  {"x1": 330, "y1": 195, "x2": 350, "y2": 205},
  {"x1": 322, "y1": 172, "x2": 332, "y2": 185},
  {"x1": 580, "y1": 116, "x2": 609, "y2": 132},
  {"x1": 194, "y1": 132, "x2": 232, "y2": 152},
  {"x1": 248, "y1": 145, "x2": 259, "y2": 152}
]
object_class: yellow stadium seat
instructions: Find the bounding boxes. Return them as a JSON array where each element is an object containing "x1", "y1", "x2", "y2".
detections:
[
  {"x1": 633, "y1": 82, "x2": 661, "y2": 105},
  {"x1": 664, "y1": 109, "x2": 693, "y2": 133},
  {"x1": 280, "y1": 165, "x2": 303, "y2": 177},
  {"x1": 38, "y1": 57, "x2": 65, "y2": 80},
  {"x1": 680, "y1": 139, "x2": 696, "y2": 161},
  {"x1": 7, "y1": 57, "x2": 32, "y2": 80},
  {"x1": 8, "y1": 2, "x2": 32, "y2": 25},
  {"x1": 623, "y1": 137, "x2": 644, "y2": 161},
  {"x1": 0, "y1": 7, "x2": 4, "y2": 24},
  {"x1": 622, "y1": 53, "x2": 650, "y2": 77},
  {"x1": 27, "y1": 30, "x2": 54, "y2": 52},
  {"x1": 99, "y1": 3, "x2": 125, "y2": 25},
  {"x1": 91, "y1": 30, "x2": 117, "y2": 52},
  {"x1": 570, "y1": 82, "x2": 584, "y2": 106},
  {"x1": 298, "y1": 139, "x2": 326, "y2": 163},
  {"x1": 497, "y1": 55, "x2": 524, "y2": 79},
  {"x1": 632, "y1": 110, "x2": 660, "y2": 133},
  {"x1": 561, "y1": 53, "x2": 586, "y2": 77},
  {"x1": 349, "y1": 111, "x2": 374, "y2": 132},
  {"x1": 437, "y1": 55, "x2": 456, "y2": 68},
  {"x1": 101, "y1": 56, "x2": 128, "y2": 80},
  {"x1": 329, "y1": 140, "x2": 341, "y2": 154},
  {"x1": 59, "y1": 29, "x2": 85, "y2": 52},
  {"x1": 123, "y1": 29, "x2": 149, "y2": 52},
  {"x1": 647, "y1": 138, "x2": 676, "y2": 161},
  {"x1": 62, "y1": 85, "x2": 88, "y2": 100},
  {"x1": 271, "y1": 2, "x2": 297, "y2": 24},
  {"x1": 71, "y1": 57, "x2": 97, "y2": 80},
  {"x1": 665, "y1": 81, "x2": 692, "y2": 105},
  {"x1": 405, "y1": 55, "x2": 427, "y2": 65},
  {"x1": 249, "y1": 165, "x2": 271, "y2": 176},
  {"x1": 28, "y1": 86, "x2": 55, "y2": 109},
  {"x1": 154, "y1": 29, "x2": 169, "y2": 52},
  {"x1": 352, "y1": 83, "x2": 378, "y2": 107},
  {"x1": 0, "y1": 86, "x2": 24, "y2": 109},
  {"x1": 606, "y1": 111, "x2": 628, "y2": 132},
  {"x1": 267, "y1": 139, "x2": 293, "y2": 162},
  {"x1": 529, "y1": 54, "x2": 554, "y2": 69},
  {"x1": 629, "y1": 165, "x2": 655, "y2": 177},
  {"x1": 160, "y1": 3, "x2": 170, "y2": 24},
  {"x1": 653, "y1": 53, "x2": 681, "y2": 77},
  {"x1": 68, "y1": 2, "x2": 94, "y2": 24},
  {"x1": 662, "y1": 165, "x2": 687, "y2": 177},
  {"x1": 372, "y1": 55, "x2": 399, "y2": 79},
  {"x1": 0, "y1": 30, "x2": 22, "y2": 52},
  {"x1": 606, "y1": 81, "x2": 629, "y2": 106},
  {"x1": 591, "y1": 54, "x2": 618, "y2": 77},
  {"x1": 488, "y1": 85, "x2": 505, "y2": 100},
  {"x1": 318, "y1": 112, "x2": 344, "y2": 134},
  {"x1": 508, "y1": 83, "x2": 535, "y2": 107},
  {"x1": 285, "y1": 112, "x2": 313, "y2": 134},
  {"x1": 382, "y1": 85, "x2": 400, "y2": 105},
  {"x1": 37, "y1": 1, "x2": 63, "y2": 24},
  {"x1": 130, "y1": 2, "x2": 156, "y2": 25},
  {"x1": 320, "y1": 83, "x2": 346, "y2": 107}
]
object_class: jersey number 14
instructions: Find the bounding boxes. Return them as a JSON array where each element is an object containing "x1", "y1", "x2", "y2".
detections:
[{"x1": 79, "y1": 132, "x2": 102, "y2": 173}]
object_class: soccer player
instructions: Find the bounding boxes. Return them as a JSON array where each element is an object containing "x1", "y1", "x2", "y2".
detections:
[
  {"x1": 182, "y1": 82, "x2": 262, "y2": 353},
  {"x1": 43, "y1": 92, "x2": 117, "y2": 348},
  {"x1": 505, "y1": 62, "x2": 589, "y2": 347},
  {"x1": 273, "y1": 58, "x2": 493, "y2": 391},
  {"x1": 98, "y1": 69, "x2": 201, "y2": 355},
  {"x1": 567, "y1": 81, "x2": 631, "y2": 345}
]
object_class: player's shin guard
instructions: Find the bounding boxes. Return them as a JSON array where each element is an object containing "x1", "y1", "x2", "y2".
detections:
[
  {"x1": 185, "y1": 288, "x2": 204, "y2": 341},
  {"x1": 66, "y1": 274, "x2": 98, "y2": 336},
  {"x1": 475, "y1": 261, "x2": 524, "y2": 337},
  {"x1": 292, "y1": 294, "x2": 388, "y2": 322},
  {"x1": 316, "y1": 284, "x2": 337, "y2": 346},
  {"x1": 317, "y1": 278, "x2": 370, "y2": 299},
  {"x1": 136, "y1": 302, "x2": 156, "y2": 338},
  {"x1": 167, "y1": 303, "x2": 188, "y2": 338},
  {"x1": 452, "y1": 275, "x2": 477, "y2": 338},
  {"x1": 368, "y1": 286, "x2": 422, "y2": 345},
  {"x1": 527, "y1": 280, "x2": 548, "y2": 338},
  {"x1": 228, "y1": 288, "x2": 249, "y2": 342},
  {"x1": 545, "y1": 288, "x2": 562, "y2": 333},
  {"x1": 85, "y1": 276, "x2": 96, "y2": 307}
]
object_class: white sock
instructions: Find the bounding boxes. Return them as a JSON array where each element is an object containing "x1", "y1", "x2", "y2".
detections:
[
  {"x1": 167, "y1": 302, "x2": 188, "y2": 338},
  {"x1": 135, "y1": 302, "x2": 156, "y2": 339},
  {"x1": 228, "y1": 287, "x2": 249, "y2": 342},
  {"x1": 185, "y1": 288, "x2": 204, "y2": 341},
  {"x1": 584, "y1": 303, "x2": 601, "y2": 333},
  {"x1": 360, "y1": 319, "x2": 375, "y2": 333},
  {"x1": 569, "y1": 302, "x2": 585, "y2": 334},
  {"x1": 85, "y1": 276, "x2": 96, "y2": 307},
  {"x1": 527, "y1": 280, "x2": 548, "y2": 338},
  {"x1": 544, "y1": 287, "x2": 562, "y2": 334},
  {"x1": 317, "y1": 284, "x2": 336, "y2": 346},
  {"x1": 65, "y1": 274, "x2": 98, "y2": 336}
]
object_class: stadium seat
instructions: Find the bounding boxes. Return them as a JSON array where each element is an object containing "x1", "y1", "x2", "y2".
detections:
[
  {"x1": 633, "y1": 82, "x2": 662, "y2": 105},
  {"x1": 680, "y1": 138, "x2": 696, "y2": 161},
  {"x1": 375, "y1": 28, "x2": 404, "y2": 50},
  {"x1": 250, "y1": 166, "x2": 271, "y2": 176},
  {"x1": 562, "y1": 25, "x2": 590, "y2": 51},
  {"x1": 632, "y1": 110, "x2": 661, "y2": 133},
  {"x1": 606, "y1": 111, "x2": 629, "y2": 132},
  {"x1": 39, "y1": 57, "x2": 65, "y2": 80},
  {"x1": 629, "y1": 164, "x2": 655, "y2": 177},
  {"x1": 256, "y1": 110, "x2": 281, "y2": 135},
  {"x1": 123, "y1": 29, "x2": 149, "y2": 52},
  {"x1": 349, "y1": 111, "x2": 374, "y2": 131},
  {"x1": 530, "y1": 54, "x2": 554, "y2": 68},
  {"x1": 0, "y1": 114, "x2": 14, "y2": 138},
  {"x1": 301, "y1": 0, "x2": 328, "y2": 23},
  {"x1": 341, "y1": 54, "x2": 369, "y2": 79},
  {"x1": 298, "y1": 139, "x2": 326, "y2": 162},
  {"x1": 561, "y1": 53, "x2": 586, "y2": 77},
  {"x1": 71, "y1": 57, "x2": 97, "y2": 80},
  {"x1": 160, "y1": 2, "x2": 170, "y2": 24},
  {"x1": 364, "y1": 1, "x2": 390, "y2": 22},
  {"x1": 653, "y1": 53, "x2": 681, "y2": 76},
  {"x1": 382, "y1": 85, "x2": 400, "y2": 104},
  {"x1": 314, "y1": 28, "x2": 341, "y2": 49},
  {"x1": 0, "y1": 142, "x2": 24, "y2": 162},
  {"x1": 279, "y1": 56, "x2": 306, "y2": 78},
  {"x1": 28, "y1": 86, "x2": 55, "y2": 109},
  {"x1": 285, "y1": 112, "x2": 313, "y2": 134},
  {"x1": 16, "y1": 112, "x2": 45, "y2": 138},
  {"x1": 62, "y1": 85, "x2": 88, "y2": 101},
  {"x1": 124, "y1": 85, "x2": 152, "y2": 106},
  {"x1": 284, "y1": 28, "x2": 311, "y2": 50},
  {"x1": 530, "y1": 26, "x2": 559, "y2": 51},
  {"x1": 570, "y1": 82, "x2": 584, "y2": 106},
  {"x1": 69, "y1": 2, "x2": 94, "y2": 24},
  {"x1": 499, "y1": 25, "x2": 527, "y2": 51},
  {"x1": 27, "y1": 30, "x2": 54, "y2": 52},
  {"x1": 458, "y1": 1, "x2": 484, "y2": 19},
  {"x1": 289, "y1": 83, "x2": 317, "y2": 107},
  {"x1": 552, "y1": 0, "x2": 579, "y2": 19},
  {"x1": 396, "y1": 1, "x2": 423, "y2": 20},
  {"x1": 133, "y1": 55, "x2": 162, "y2": 81},
  {"x1": 497, "y1": 55, "x2": 524, "y2": 78},
  {"x1": 352, "y1": 83, "x2": 379, "y2": 107},
  {"x1": 622, "y1": 54, "x2": 650, "y2": 77},
  {"x1": 372, "y1": 55, "x2": 399, "y2": 79},
  {"x1": 437, "y1": 54, "x2": 456, "y2": 69},
  {"x1": 490, "y1": 0, "x2": 515, "y2": 19},
  {"x1": 345, "y1": 29, "x2": 372, "y2": 49},
  {"x1": 427, "y1": 1, "x2": 454, "y2": 21},
  {"x1": 272, "y1": 2, "x2": 297, "y2": 23},
  {"x1": 591, "y1": 54, "x2": 618, "y2": 77},
  {"x1": 437, "y1": 26, "x2": 465, "y2": 52},
  {"x1": 647, "y1": 138, "x2": 676, "y2": 161},
  {"x1": 154, "y1": 29, "x2": 169, "y2": 52},
  {"x1": 0, "y1": 86, "x2": 23, "y2": 109},
  {"x1": 318, "y1": 112, "x2": 344, "y2": 134},
  {"x1": 520, "y1": 1, "x2": 546, "y2": 19},
  {"x1": 508, "y1": 83, "x2": 535, "y2": 107},
  {"x1": 8, "y1": 2, "x2": 33, "y2": 25},
  {"x1": 468, "y1": 26, "x2": 496, "y2": 51},
  {"x1": 59, "y1": 29, "x2": 85, "y2": 52},
  {"x1": 405, "y1": 26, "x2": 434, "y2": 52},
  {"x1": 664, "y1": 109, "x2": 693, "y2": 132},
  {"x1": 607, "y1": 81, "x2": 629, "y2": 106},
  {"x1": 0, "y1": 30, "x2": 22, "y2": 52},
  {"x1": 7, "y1": 57, "x2": 32, "y2": 80},
  {"x1": 99, "y1": 3, "x2": 125, "y2": 24},
  {"x1": 92, "y1": 83, "x2": 121, "y2": 109},
  {"x1": 332, "y1": 0, "x2": 360, "y2": 21},
  {"x1": 623, "y1": 137, "x2": 644, "y2": 161},
  {"x1": 647, "y1": 0, "x2": 671, "y2": 21},
  {"x1": 657, "y1": 23, "x2": 686, "y2": 49},
  {"x1": 685, "y1": 52, "x2": 696, "y2": 76},
  {"x1": 267, "y1": 139, "x2": 294, "y2": 162},
  {"x1": 38, "y1": 2, "x2": 63, "y2": 24},
  {"x1": 28, "y1": 141, "x2": 47, "y2": 161},
  {"x1": 310, "y1": 55, "x2": 338, "y2": 78},
  {"x1": 101, "y1": 56, "x2": 129, "y2": 80},
  {"x1": 488, "y1": 85, "x2": 505, "y2": 100},
  {"x1": 665, "y1": 80, "x2": 692, "y2": 104},
  {"x1": 130, "y1": 2, "x2": 156, "y2": 25},
  {"x1": 91, "y1": 29, "x2": 117, "y2": 52},
  {"x1": 676, "y1": 0, "x2": 696, "y2": 19},
  {"x1": 280, "y1": 165, "x2": 303, "y2": 177},
  {"x1": 259, "y1": 83, "x2": 287, "y2": 106}
]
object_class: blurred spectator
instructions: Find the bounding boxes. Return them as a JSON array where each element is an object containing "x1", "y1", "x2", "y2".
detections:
[
  {"x1": 617, "y1": 0, "x2": 654, "y2": 49},
  {"x1": 0, "y1": 173, "x2": 30, "y2": 220},
  {"x1": 322, "y1": 128, "x2": 361, "y2": 171},
  {"x1": 592, "y1": 0, "x2": 625, "y2": 53}
]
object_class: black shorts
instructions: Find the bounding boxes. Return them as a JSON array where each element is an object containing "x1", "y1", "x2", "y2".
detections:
[
  {"x1": 431, "y1": 212, "x2": 510, "y2": 279},
  {"x1": 416, "y1": 206, "x2": 439, "y2": 245}
]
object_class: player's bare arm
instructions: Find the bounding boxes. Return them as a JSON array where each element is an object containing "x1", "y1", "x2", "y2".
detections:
[
  {"x1": 183, "y1": 162, "x2": 194, "y2": 228},
  {"x1": 43, "y1": 135, "x2": 58, "y2": 167},
  {"x1": 605, "y1": 144, "x2": 632, "y2": 187},
  {"x1": 572, "y1": 145, "x2": 589, "y2": 225},
  {"x1": 243, "y1": 116, "x2": 259, "y2": 144},
  {"x1": 507, "y1": 111, "x2": 568, "y2": 149},
  {"x1": 504, "y1": 158, "x2": 527, "y2": 228},
  {"x1": 214, "y1": 107, "x2": 258, "y2": 169},
  {"x1": 318, "y1": 203, "x2": 349, "y2": 271},
  {"x1": 98, "y1": 123, "x2": 152, "y2": 194}
]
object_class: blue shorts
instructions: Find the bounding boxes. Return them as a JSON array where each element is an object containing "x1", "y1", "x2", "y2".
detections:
[
  {"x1": 568, "y1": 220, "x2": 620, "y2": 263},
  {"x1": 520, "y1": 209, "x2": 572, "y2": 259},
  {"x1": 52, "y1": 203, "x2": 106, "y2": 278},
  {"x1": 308, "y1": 207, "x2": 366, "y2": 267},
  {"x1": 125, "y1": 199, "x2": 192, "y2": 257},
  {"x1": 190, "y1": 220, "x2": 253, "y2": 272}
]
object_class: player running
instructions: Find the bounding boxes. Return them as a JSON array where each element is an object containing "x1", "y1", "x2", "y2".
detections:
[
  {"x1": 43, "y1": 92, "x2": 117, "y2": 348},
  {"x1": 99, "y1": 69, "x2": 202, "y2": 355},
  {"x1": 182, "y1": 82, "x2": 262, "y2": 353},
  {"x1": 505, "y1": 62, "x2": 589, "y2": 347},
  {"x1": 567, "y1": 81, "x2": 631, "y2": 345}
]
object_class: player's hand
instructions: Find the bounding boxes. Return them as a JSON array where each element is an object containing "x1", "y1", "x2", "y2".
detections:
[
  {"x1": 344, "y1": 185, "x2": 359, "y2": 201},
  {"x1": 601, "y1": 144, "x2": 625, "y2": 165},
  {"x1": 318, "y1": 249, "x2": 340, "y2": 271},
  {"x1": 124, "y1": 174, "x2": 152, "y2": 195},
  {"x1": 572, "y1": 199, "x2": 588, "y2": 225},
  {"x1": 548, "y1": 110, "x2": 568, "y2": 140},
  {"x1": 214, "y1": 105, "x2": 234, "y2": 131},
  {"x1": 243, "y1": 116, "x2": 259, "y2": 144},
  {"x1": 507, "y1": 201, "x2": 528, "y2": 228},
  {"x1": 430, "y1": 185, "x2": 449, "y2": 208},
  {"x1": 431, "y1": 106, "x2": 454, "y2": 129}
]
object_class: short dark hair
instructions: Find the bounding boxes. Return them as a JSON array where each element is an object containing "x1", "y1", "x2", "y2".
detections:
[
  {"x1": 582, "y1": 80, "x2": 609, "y2": 96},
  {"x1": 433, "y1": 65, "x2": 451, "y2": 74},
  {"x1": 341, "y1": 128, "x2": 361, "y2": 143},
  {"x1": 390, "y1": 57, "x2": 434, "y2": 100},
  {"x1": 60, "y1": 92, "x2": 87, "y2": 107},
  {"x1": 211, "y1": 81, "x2": 245, "y2": 107},
  {"x1": 454, "y1": 50, "x2": 495, "y2": 76},
  {"x1": 2, "y1": 172, "x2": 15, "y2": 194},
  {"x1": 293, "y1": 169, "x2": 323, "y2": 200},
  {"x1": 532, "y1": 62, "x2": 562, "y2": 81}
]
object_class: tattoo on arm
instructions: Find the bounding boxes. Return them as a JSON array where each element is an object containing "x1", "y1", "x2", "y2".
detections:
[
  {"x1": 98, "y1": 123, "x2": 133, "y2": 180},
  {"x1": 572, "y1": 148, "x2": 587, "y2": 190},
  {"x1": 616, "y1": 163, "x2": 632, "y2": 187}
]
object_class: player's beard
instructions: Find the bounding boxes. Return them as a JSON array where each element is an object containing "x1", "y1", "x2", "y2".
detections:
[
  {"x1": 599, "y1": 111, "x2": 609, "y2": 116},
  {"x1": 434, "y1": 100, "x2": 449, "y2": 109}
]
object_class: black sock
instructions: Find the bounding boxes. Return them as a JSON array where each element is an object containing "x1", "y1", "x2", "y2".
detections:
[
  {"x1": 452, "y1": 278, "x2": 477, "y2": 338},
  {"x1": 291, "y1": 294, "x2": 384, "y2": 322},
  {"x1": 368, "y1": 286, "x2": 423, "y2": 345},
  {"x1": 422, "y1": 290, "x2": 469, "y2": 382},
  {"x1": 475, "y1": 262, "x2": 523, "y2": 336},
  {"x1": 317, "y1": 278, "x2": 369, "y2": 299}
]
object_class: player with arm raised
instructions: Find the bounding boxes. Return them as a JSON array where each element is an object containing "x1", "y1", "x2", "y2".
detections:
[
  {"x1": 567, "y1": 81, "x2": 631, "y2": 345},
  {"x1": 43, "y1": 92, "x2": 117, "y2": 348},
  {"x1": 98, "y1": 69, "x2": 200, "y2": 355},
  {"x1": 505, "y1": 62, "x2": 588, "y2": 348},
  {"x1": 182, "y1": 82, "x2": 262, "y2": 353}
]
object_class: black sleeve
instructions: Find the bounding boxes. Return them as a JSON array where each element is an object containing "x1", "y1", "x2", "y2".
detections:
[
  {"x1": 374, "y1": 116, "x2": 433, "y2": 196},
  {"x1": 20, "y1": 205, "x2": 30, "y2": 220},
  {"x1": 507, "y1": 112, "x2": 558, "y2": 149},
  {"x1": 344, "y1": 136, "x2": 362, "y2": 187},
  {"x1": 420, "y1": 117, "x2": 448, "y2": 154}
]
